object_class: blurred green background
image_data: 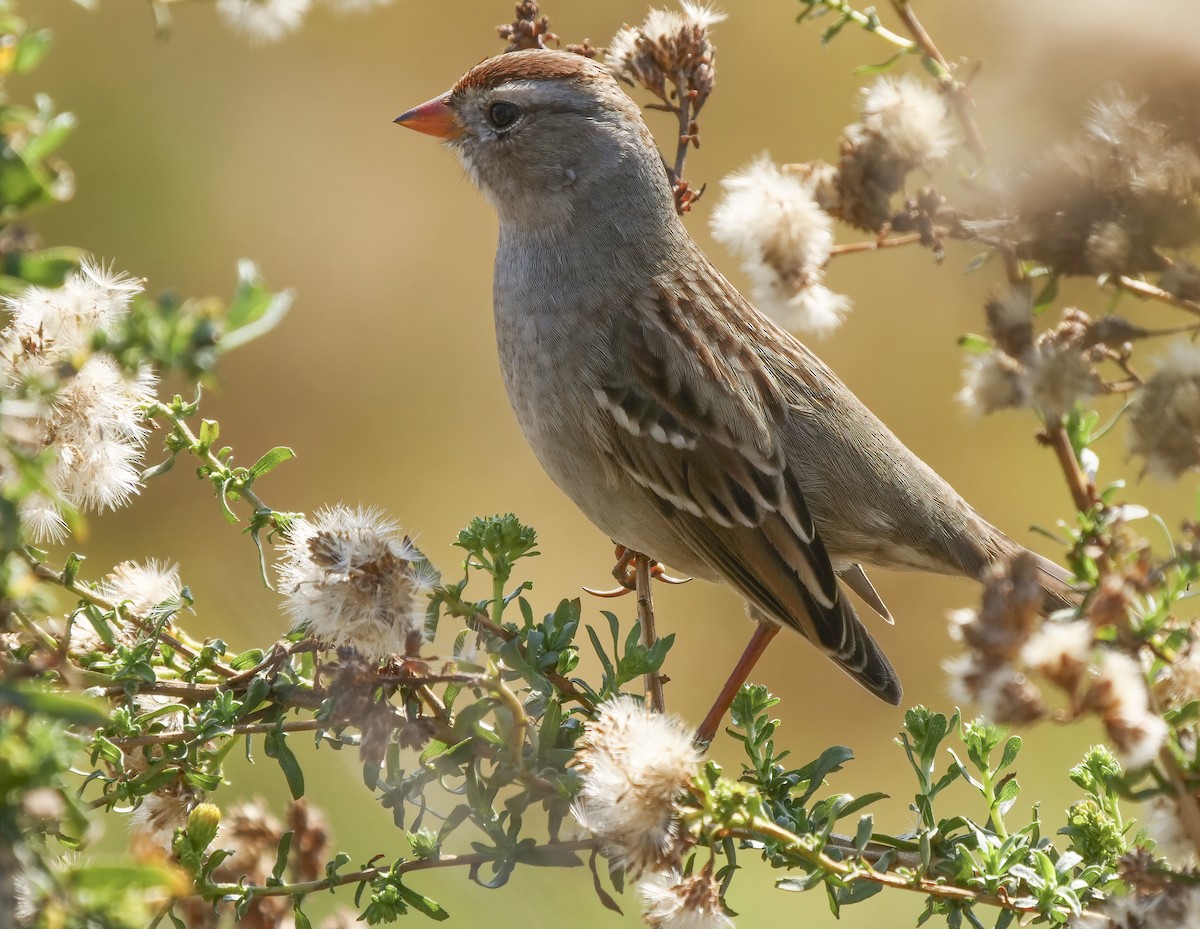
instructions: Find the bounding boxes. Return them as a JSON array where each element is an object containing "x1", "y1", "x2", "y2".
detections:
[{"x1": 20, "y1": 0, "x2": 1200, "y2": 925}]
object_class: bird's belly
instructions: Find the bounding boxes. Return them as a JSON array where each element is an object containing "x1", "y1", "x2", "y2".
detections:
[{"x1": 496, "y1": 346, "x2": 715, "y2": 579}]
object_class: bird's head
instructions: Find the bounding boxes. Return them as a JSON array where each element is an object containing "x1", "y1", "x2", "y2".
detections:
[{"x1": 395, "y1": 51, "x2": 673, "y2": 229}]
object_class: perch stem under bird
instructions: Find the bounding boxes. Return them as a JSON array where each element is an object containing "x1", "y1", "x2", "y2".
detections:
[{"x1": 394, "y1": 50, "x2": 1072, "y2": 734}]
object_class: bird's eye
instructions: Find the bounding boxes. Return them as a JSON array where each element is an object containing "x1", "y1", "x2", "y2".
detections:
[{"x1": 487, "y1": 101, "x2": 520, "y2": 130}]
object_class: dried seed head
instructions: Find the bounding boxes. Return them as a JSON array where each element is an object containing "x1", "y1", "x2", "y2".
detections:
[
  {"x1": 984, "y1": 286, "x2": 1035, "y2": 357},
  {"x1": 276, "y1": 505, "x2": 438, "y2": 661},
  {"x1": 605, "y1": 3, "x2": 725, "y2": 105},
  {"x1": 1158, "y1": 629, "x2": 1200, "y2": 709},
  {"x1": 638, "y1": 868, "x2": 733, "y2": 929},
  {"x1": 958, "y1": 351, "x2": 1025, "y2": 417},
  {"x1": 1128, "y1": 342, "x2": 1200, "y2": 479},
  {"x1": 570, "y1": 697, "x2": 701, "y2": 876},
  {"x1": 1022, "y1": 339, "x2": 1099, "y2": 418},
  {"x1": 1, "y1": 261, "x2": 157, "y2": 542},
  {"x1": 854, "y1": 75, "x2": 955, "y2": 168},
  {"x1": 1020, "y1": 619, "x2": 1093, "y2": 693},
  {"x1": 710, "y1": 156, "x2": 849, "y2": 335},
  {"x1": 836, "y1": 75, "x2": 954, "y2": 232},
  {"x1": 129, "y1": 780, "x2": 202, "y2": 852},
  {"x1": 999, "y1": 93, "x2": 1200, "y2": 277},
  {"x1": 1083, "y1": 651, "x2": 1166, "y2": 771},
  {"x1": 101, "y1": 560, "x2": 184, "y2": 617},
  {"x1": 497, "y1": 1, "x2": 558, "y2": 52}
]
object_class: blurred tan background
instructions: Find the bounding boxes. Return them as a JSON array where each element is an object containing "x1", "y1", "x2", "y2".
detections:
[{"x1": 22, "y1": 0, "x2": 1200, "y2": 925}]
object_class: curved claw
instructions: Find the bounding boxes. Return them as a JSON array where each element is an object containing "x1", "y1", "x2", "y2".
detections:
[
  {"x1": 653, "y1": 571, "x2": 692, "y2": 586},
  {"x1": 582, "y1": 584, "x2": 636, "y2": 598}
]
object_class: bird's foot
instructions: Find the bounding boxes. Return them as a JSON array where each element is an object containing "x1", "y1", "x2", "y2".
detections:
[{"x1": 583, "y1": 544, "x2": 692, "y2": 598}]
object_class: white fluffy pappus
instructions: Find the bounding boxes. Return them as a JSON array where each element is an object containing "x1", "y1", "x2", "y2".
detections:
[
  {"x1": 215, "y1": 0, "x2": 311, "y2": 44},
  {"x1": 638, "y1": 869, "x2": 734, "y2": 929},
  {"x1": 570, "y1": 696, "x2": 701, "y2": 876},
  {"x1": 1086, "y1": 651, "x2": 1167, "y2": 771},
  {"x1": 1128, "y1": 341, "x2": 1200, "y2": 479},
  {"x1": 1, "y1": 261, "x2": 157, "y2": 542},
  {"x1": 958, "y1": 351, "x2": 1024, "y2": 417},
  {"x1": 276, "y1": 504, "x2": 437, "y2": 662},
  {"x1": 710, "y1": 156, "x2": 850, "y2": 336},
  {"x1": 856, "y1": 74, "x2": 955, "y2": 168}
]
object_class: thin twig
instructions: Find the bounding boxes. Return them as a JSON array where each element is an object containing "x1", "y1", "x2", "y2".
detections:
[
  {"x1": 468, "y1": 611, "x2": 596, "y2": 712},
  {"x1": 1114, "y1": 275, "x2": 1200, "y2": 318},
  {"x1": 889, "y1": 0, "x2": 987, "y2": 163},
  {"x1": 829, "y1": 232, "x2": 924, "y2": 257},
  {"x1": 670, "y1": 75, "x2": 693, "y2": 185},
  {"x1": 20, "y1": 550, "x2": 236, "y2": 679},
  {"x1": 146, "y1": 400, "x2": 275, "y2": 518},
  {"x1": 109, "y1": 716, "x2": 332, "y2": 749},
  {"x1": 1040, "y1": 419, "x2": 1095, "y2": 513},
  {"x1": 734, "y1": 819, "x2": 1038, "y2": 915},
  {"x1": 635, "y1": 555, "x2": 666, "y2": 713},
  {"x1": 197, "y1": 839, "x2": 599, "y2": 901}
]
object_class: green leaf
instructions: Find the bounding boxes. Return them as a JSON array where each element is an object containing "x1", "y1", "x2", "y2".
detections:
[
  {"x1": 0, "y1": 683, "x2": 108, "y2": 725},
  {"x1": 14, "y1": 30, "x2": 54, "y2": 74},
  {"x1": 230, "y1": 649, "x2": 265, "y2": 671},
  {"x1": 957, "y1": 333, "x2": 993, "y2": 355},
  {"x1": 394, "y1": 883, "x2": 450, "y2": 921},
  {"x1": 853, "y1": 49, "x2": 909, "y2": 75},
  {"x1": 221, "y1": 260, "x2": 294, "y2": 352},
  {"x1": 271, "y1": 831, "x2": 294, "y2": 883},
  {"x1": 264, "y1": 729, "x2": 305, "y2": 799},
  {"x1": 248, "y1": 446, "x2": 297, "y2": 478}
]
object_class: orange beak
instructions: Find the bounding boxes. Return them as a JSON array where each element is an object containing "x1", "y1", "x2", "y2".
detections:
[{"x1": 393, "y1": 94, "x2": 462, "y2": 140}]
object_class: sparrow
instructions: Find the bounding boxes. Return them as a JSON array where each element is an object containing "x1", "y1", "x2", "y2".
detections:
[{"x1": 395, "y1": 50, "x2": 1068, "y2": 718}]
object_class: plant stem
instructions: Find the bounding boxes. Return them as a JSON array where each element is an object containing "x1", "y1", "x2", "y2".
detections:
[
  {"x1": 468, "y1": 611, "x2": 595, "y2": 712},
  {"x1": 147, "y1": 400, "x2": 275, "y2": 517},
  {"x1": 488, "y1": 673, "x2": 529, "y2": 766},
  {"x1": 109, "y1": 716, "x2": 332, "y2": 749},
  {"x1": 888, "y1": 0, "x2": 987, "y2": 162},
  {"x1": 738, "y1": 818, "x2": 1038, "y2": 914},
  {"x1": 20, "y1": 549, "x2": 236, "y2": 679},
  {"x1": 635, "y1": 554, "x2": 666, "y2": 713},
  {"x1": 828, "y1": 232, "x2": 925, "y2": 257},
  {"x1": 1041, "y1": 418, "x2": 1095, "y2": 513},
  {"x1": 197, "y1": 839, "x2": 598, "y2": 900},
  {"x1": 815, "y1": 0, "x2": 915, "y2": 49},
  {"x1": 1114, "y1": 275, "x2": 1200, "y2": 318}
]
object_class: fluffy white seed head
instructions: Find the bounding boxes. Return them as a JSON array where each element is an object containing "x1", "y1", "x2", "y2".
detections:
[
  {"x1": 958, "y1": 351, "x2": 1024, "y2": 417},
  {"x1": 606, "y1": 3, "x2": 724, "y2": 100},
  {"x1": 72, "y1": 561, "x2": 184, "y2": 654},
  {"x1": 1161, "y1": 635, "x2": 1200, "y2": 708},
  {"x1": 1086, "y1": 651, "x2": 1166, "y2": 770},
  {"x1": 571, "y1": 697, "x2": 701, "y2": 876},
  {"x1": 710, "y1": 157, "x2": 849, "y2": 336},
  {"x1": 128, "y1": 780, "x2": 201, "y2": 851},
  {"x1": 100, "y1": 560, "x2": 184, "y2": 617},
  {"x1": 638, "y1": 869, "x2": 733, "y2": 929},
  {"x1": 1144, "y1": 795, "x2": 1195, "y2": 866},
  {"x1": 276, "y1": 505, "x2": 436, "y2": 661},
  {"x1": 0, "y1": 261, "x2": 157, "y2": 541},
  {"x1": 1128, "y1": 342, "x2": 1200, "y2": 479},
  {"x1": 855, "y1": 75, "x2": 955, "y2": 168},
  {"x1": 215, "y1": 0, "x2": 312, "y2": 44},
  {"x1": 1022, "y1": 341, "x2": 1098, "y2": 418},
  {"x1": 1021, "y1": 620, "x2": 1093, "y2": 679}
]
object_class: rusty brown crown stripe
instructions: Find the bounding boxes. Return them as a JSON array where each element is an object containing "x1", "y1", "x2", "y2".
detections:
[{"x1": 450, "y1": 50, "x2": 610, "y2": 101}]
